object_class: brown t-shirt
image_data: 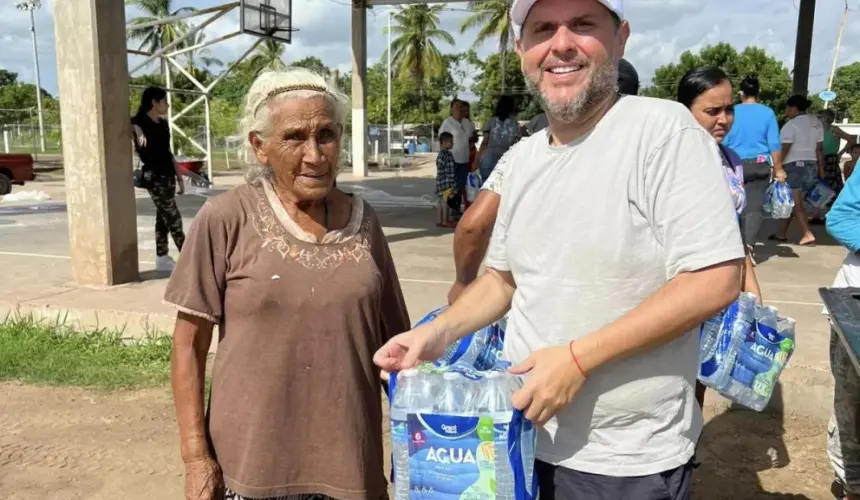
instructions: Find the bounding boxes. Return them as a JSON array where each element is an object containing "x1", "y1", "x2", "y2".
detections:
[{"x1": 164, "y1": 182, "x2": 410, "y2": 500}]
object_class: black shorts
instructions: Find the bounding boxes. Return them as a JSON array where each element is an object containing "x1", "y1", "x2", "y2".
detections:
[{"x1": 536, "y1": 459, "x2": 693, "y2": 500}]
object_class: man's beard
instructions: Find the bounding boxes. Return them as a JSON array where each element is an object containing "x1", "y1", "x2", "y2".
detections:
[{"x1": 526, "y1": 57, "x2": 618, "y2": 124}]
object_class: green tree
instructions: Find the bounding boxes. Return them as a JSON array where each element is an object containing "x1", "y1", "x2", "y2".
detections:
[
  {"x1": 289, "y1": 56, "x2": 331, "y2": 77},
  {"x1": 460, "y1": 0, "x2": 513, "y2": 91},
  {"x1": 640, "y1": 43, "x2": 793, "y2": 118},
  {"x1": 469, "y1": 50, "x2": 540, "y2": 124},
  {"x1": 386, "y1": 4, "x2": 456, "y2": 121},
  {"x1": 126, "y1": 0, "x2": 197, "y2": 76},
  {"x1": 181, "y1": 30, "x2": 223, "y2": 71},
  {"x1": 0, "y1": 69, "x2": 18, "y2": 88},
  {"x1": 248, "y1": 39, "x2": 287, "y2": 74},
  {"x1": 825, "y1": 62, "x2": 860, "y2": 122}
]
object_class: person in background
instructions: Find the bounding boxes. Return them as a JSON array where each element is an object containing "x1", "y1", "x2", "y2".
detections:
[
  {"x1": 824, "y1": 166, "x2": 860, "y2": 500},
  {"x1": 524, "y1": 58, "x2": 639, "y2": 137},
  {"x1": 439, "y1": 99, "x2": 472, "y2": 210},
  {"x1": 449, "y1": 58, "x2": 641, "y2": 304},
  {"x1": 676, "y1": 66, "x2": 763, "y2": 411},
  {"x1": 845, "y1": 144, "x2": 860, "y2": 181},
  {"x1": 724, "y1": 74, "x2": 787, "y2": 262},
  {"x1": 131, "y1": 86, "x2": 186, "y2": 273},
  {"x1": 813, "y1": 110, "x2": 857, "y2": 223},
  {"x1": 379, "y1": 0, "x2": 745, "y2": 497},
  {"x1": 167, "y1": 69, "x2": 410, "y2": 500},
  {"x1": 770, "y1": 95, "x2": 824, "y2": 246},
  {"x1": 475, "y1": 94, "x2": 521, "y2": 180},
  {"x1": 435, "y1": 132, "x2": 457, "y2": 228}
]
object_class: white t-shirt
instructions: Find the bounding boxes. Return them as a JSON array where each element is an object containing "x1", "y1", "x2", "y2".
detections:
[
  {"x1": 485, "y1": 96, "x2": 745, "y2": 476},
  {"x1": 439, "y1": 116, "x2": 471, "y2": 164},
  {"x1": 781, "y1": 114, "x2": 824, "y2": 164},
  {"x1": 480, "y1": 151, "x2": 509, "y2": 195}
]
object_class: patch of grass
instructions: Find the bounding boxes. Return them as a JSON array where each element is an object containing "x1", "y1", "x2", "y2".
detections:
[{"x1": 0, "y1": 315, "x2": 172, "y2": 391}]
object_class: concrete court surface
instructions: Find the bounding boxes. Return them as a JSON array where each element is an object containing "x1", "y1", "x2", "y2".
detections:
[{"x1": 0, "y1": 171, "x2": 850, "y2": 422}]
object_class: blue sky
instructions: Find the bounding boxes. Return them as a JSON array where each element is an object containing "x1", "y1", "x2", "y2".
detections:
[{"x1": 1, "y1": 0, "x2": 859, "y2": 100}]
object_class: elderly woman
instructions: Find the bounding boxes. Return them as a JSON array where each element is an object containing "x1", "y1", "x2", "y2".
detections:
[{"x1": 166, "y1": 69, "x2": 410, "y2": 500}]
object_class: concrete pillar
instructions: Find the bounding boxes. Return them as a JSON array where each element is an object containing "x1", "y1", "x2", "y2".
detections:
[
  {"x1": 792, "y1": 0, "x2": 816, "y2": 96},
  {"x1": 351, "y1": 0, "x2": 368, "y2": 177},
  {"x1": 53, "y1": 0, "x2": 139, "y2": 286}
]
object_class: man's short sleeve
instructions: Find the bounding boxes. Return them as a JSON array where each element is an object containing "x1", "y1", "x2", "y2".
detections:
[
  {"x1": 484, "y1": 160, "x2": 512, "y2": 271},
  {"x1": 780, "y1": 121, "x2": 796, "y2": 144},
  {"x1": 481, "y1": 152, "x2": 508, "y2": 194},
  {"x1": 644, "y1": 128, "x2": 745, "y2": 279},
  {"x1": 164, "y1": 201, "x2": 228, "y2": 323}
]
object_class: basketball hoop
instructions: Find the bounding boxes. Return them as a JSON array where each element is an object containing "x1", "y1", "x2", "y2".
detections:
[{"x1": 241, "y1": 0, "x2": 297, "y2": 44}]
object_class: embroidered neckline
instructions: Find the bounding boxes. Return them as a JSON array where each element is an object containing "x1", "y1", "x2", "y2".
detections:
[{"x1": 261, "y1": 180, "x2": 364, "y2": 245}]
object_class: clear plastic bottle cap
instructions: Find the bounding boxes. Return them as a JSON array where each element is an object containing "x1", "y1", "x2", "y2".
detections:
[
  {"x1": 400, "y1": 368, "x2": 417, "y2": 377},
  {"x1": 443, "y1": 371, "x2": 460, "y2": 381},
  {"x1": 485, "y1": 371, "x2": 501, "y2": 379}
]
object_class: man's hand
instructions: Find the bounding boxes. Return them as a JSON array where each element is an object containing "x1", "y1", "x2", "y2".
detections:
[
  {"x1": 184, "y1": 456, "x2": 222, "y2": 500},
  {"x1": 773, "y1": 167, "x2": 787, "y2": 183},
  {"x1": 177, "y1": 175, "x2": 186, "y2": 195},
  {"x1": 509, "y1": 344, "x2": 586, "y2": 426},
  {"x1": 373, "y1": 322, "x2": 451, "y2": 372},
  {"x1": 448, "y1": 281, "x2": 467, "y2": 305}
]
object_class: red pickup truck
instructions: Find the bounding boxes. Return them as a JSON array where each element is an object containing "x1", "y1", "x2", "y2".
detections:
[{"x1": 0, "y1": 153, "x2": 35, "y2": 195}]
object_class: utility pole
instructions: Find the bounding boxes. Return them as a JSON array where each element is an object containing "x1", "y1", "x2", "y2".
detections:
[
  {"x1": 825, "y1": 0, "x2": 849, "y2": 109},
  {"x1": 792, "y1": 0, "x2": 816, "y2": 96},
  {"x1": 16, "y1": 0, "x2": 46, "y2": 153},
  {"x1": 387, "y1": 9, "x2": 392, "y2": 163}
]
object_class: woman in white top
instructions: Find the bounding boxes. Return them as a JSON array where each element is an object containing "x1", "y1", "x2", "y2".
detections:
[
  {"x1": 475, "y1": 95, "x2": 521, "y2": 181},
  {"x1": 771, "y1": 95, "x2": 824, "y2": 246}
]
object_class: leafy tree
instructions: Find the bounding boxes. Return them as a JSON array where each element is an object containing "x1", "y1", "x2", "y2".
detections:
[
  {"x1": 181, "y1": 30, "x2": 223, "y2": 71},
  {"x1": 0, "y1": 69, "x2": 18, "y2": 88},
  {"x1": 824, "y1": 62, "x2": 860, "y2": 122},
  {"x1": 289, "y1": 56, "x2": 331, "y2": 77},
  {"x1": 640, "y1": 43, "x2": 793, "y2": 118},
  {"x1": 386, "y1": 4, "x2": 455, "y2": 121},
  {"x1": 460, "y1": 0, "x2": 513, "y2": 91},
  {"x1": 126, "y1": 0, "x2": 196, "y2": 76},
  {"x1": 248, "y1": 39, "x2": 287, "y2": 74},
  {"x1": 469, "y1": 50, "x2": 540, "y2": 123}
]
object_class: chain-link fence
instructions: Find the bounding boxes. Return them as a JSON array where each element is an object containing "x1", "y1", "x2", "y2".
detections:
[{"x1": 0, "y1": 108, "x2": 63, "y2": 156}]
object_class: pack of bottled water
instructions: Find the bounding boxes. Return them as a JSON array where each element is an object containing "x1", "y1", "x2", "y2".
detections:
[
  {"x1": 389, "y1": 364, "x2": 537, "y2": 500},
  {"x1": 698, "y1": 294, "x2": 796, "y2": 411},
  {"x1": 416, "y1": 307, "x2": 506, "y2": 371},
  {"x1": 804, "y1": 179, "x2": 837, "y2": 211},
  {"x1": 763, "y1": 181, "x2": 795, "y2": 219}
]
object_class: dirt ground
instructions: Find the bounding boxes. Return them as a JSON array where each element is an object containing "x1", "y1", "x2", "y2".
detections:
[{"x1": 0, "y1": 382, "x2": 835, "y2": 499}]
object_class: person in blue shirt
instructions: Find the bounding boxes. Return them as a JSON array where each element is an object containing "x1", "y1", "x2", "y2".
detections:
[
  {"x1": 825, "y1": 173, "x2": 860, "y2": 500},
  {"x1": 724, "y1": 74, "x2": 787, "y2": 261}
]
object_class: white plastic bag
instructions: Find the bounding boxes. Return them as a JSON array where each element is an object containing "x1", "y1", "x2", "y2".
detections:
[{"x1": 465, "y1": 171, "x2": 482, "y2": 203}]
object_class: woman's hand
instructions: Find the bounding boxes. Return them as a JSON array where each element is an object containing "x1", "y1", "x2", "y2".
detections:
[
  {"x1": 373, "y1": 322, "x2": 451, "y2": 372},
  {"x1": 773, "y1": 167, "x2": 787, "y2": 183},
  {"x1": 184, "y1": 456, "x2": 223, "y2": 500},
  {"x1": 132, "y1": 125, "x2": 147, "y2": 147}
]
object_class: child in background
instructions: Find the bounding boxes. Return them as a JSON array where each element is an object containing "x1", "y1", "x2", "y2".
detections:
[
  {"x1": 436, "y1": 132, "x2": 457, "y2": 228},
  {"x1": 844, "y1": 144, "x2": 860, "y2": 181}
]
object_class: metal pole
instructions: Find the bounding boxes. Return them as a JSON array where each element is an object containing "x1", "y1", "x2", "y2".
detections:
[
  {"x1": 387, "y1": 10, "x2": 392, "y2": 163},
  {"x1": 28, "y1": 8, "x2": 45, "y2": 153},
  {"x1": 825, "y1": 0, "x2": 849, "y2": 110},
  {"x1": 204, "y1": 95, "x2": 213, "y2": 186}
]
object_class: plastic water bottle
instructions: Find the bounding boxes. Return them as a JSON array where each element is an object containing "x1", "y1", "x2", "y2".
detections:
[
  {"x1": 477, "y1": 371, "x2": 516, "y2": 500},
  {"x1": 435, "y1": 371, "x2": 470, "y2": 415},
  {"x1": 391, "y1": 369, "x2": 419, "y2": 499}
]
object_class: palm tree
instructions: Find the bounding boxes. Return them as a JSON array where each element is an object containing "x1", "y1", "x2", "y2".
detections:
[
  {"x1": 386, "y1": 5, "x2": 455, "y2": 121},
  {"x1": 248, "y1": 40, "x2": 288, "y2": 74},
  {"x1": 182, "y1": 30, "x2": 224, "y2": 71},
  {"x1": 460, "y1": 0, "x2": 513, "y2": 92},
  {"x1": 126, "y1": 0, "x2": 197, "y2": 77}
]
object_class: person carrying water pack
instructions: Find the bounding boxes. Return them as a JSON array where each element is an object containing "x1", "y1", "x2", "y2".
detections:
[
  {"x1": 448, "y1": 57, "x2": 641, "y2": 304},
  {"x1": 379, "y1": 1, "x2": 745, "y2": 498}
]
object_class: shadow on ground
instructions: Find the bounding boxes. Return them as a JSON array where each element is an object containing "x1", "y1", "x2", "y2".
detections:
[{"x1": 753, "y1": 218, "x2": 839, "y2": 265}]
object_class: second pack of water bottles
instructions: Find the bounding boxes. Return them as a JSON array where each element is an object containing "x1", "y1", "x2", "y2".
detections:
[
  {"x1": 698, "y1": 293, "x2": 796, "y2": 411},
  {"x1": 763, "y1": 181, "x2": 795, "y2": 219}
]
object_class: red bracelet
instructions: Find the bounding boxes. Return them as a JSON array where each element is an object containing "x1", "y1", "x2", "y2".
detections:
[{"x1": 568, "y1": 340, "x2": 588, "y2": 378}]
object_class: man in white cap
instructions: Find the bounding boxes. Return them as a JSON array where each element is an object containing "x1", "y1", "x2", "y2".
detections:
[{"x1": 374, "y1": 0, "x2": 744, "y2": 498}]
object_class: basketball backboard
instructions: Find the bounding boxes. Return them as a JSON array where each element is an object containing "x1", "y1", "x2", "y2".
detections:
[{"x1": 241, "y1": 0, "x2": 294, "y2": 44}]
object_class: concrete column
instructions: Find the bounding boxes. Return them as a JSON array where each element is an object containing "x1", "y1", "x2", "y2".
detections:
[
  {"x1": 53, "y1": 0, "x2": 139, "y2": 285},
  {"x1": 351, "y1": 0, "x2": 368, "y2": 178},
  {"x1": 792, "y1": 0, "x2": 816, "y2": 96}
]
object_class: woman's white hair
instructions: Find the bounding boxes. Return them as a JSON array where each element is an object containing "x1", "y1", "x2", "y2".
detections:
[{"x1": 239, "y1": 68, "x2": 350, "y2": 185}]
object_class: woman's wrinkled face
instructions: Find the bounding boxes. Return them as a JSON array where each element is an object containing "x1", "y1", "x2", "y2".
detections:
[
  {"x1": 250, "y1": 95, "x2": 341, "y2": 202},
  {"x1": 690, "y1": 80, "x2": 734, "y2": 143}
]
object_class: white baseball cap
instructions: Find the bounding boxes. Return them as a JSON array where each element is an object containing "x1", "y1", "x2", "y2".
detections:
[{"x1": 510, "y1": 0, "x2": 624, "y2": 40}]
